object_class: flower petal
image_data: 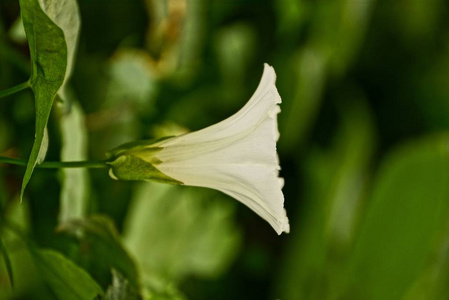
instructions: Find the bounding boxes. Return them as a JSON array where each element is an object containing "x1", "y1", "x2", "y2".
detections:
[{"x1": 154, "y1": 64, "x2": 289, "y2": 234}]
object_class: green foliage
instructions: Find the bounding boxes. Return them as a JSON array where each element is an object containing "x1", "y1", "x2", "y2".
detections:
[
  {"x1": 104, "y1": 269, "x2": 139, "y2": 300},
  {"x1": 2, "y1": 0, "x2": 449, "y2": 299},
  {"x1": 343, "y1": 135, "x2": 449, "y2": 300},
  {"x1": 32, "y1": 249, "x2": 104, "y2": 299},
  {"x1": 0, "y1": 238, "x2": 13, "y2": 288},
  {"x1": 58, "y1": 215, "x2": 141, "y2": 293},
  {"x1": 106, "y1": 49, "x2": 157, "y2": 109},
  {"x1": 0, "y1": 227, "x2": 47, "y2": 299},
  {"x1": 123, "y1": 183, "x2": 240, "y2": 293},
  {"x1": 18, "y1": 0, "x2": 68, "y2": 200},
  {"x1": 277, "y1": 94, "x2": 375, "y2": 299}
]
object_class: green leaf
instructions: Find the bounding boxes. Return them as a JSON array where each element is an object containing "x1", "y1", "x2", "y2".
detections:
[
  {"x1": 0, "y1": 228, "x2": 50, "y2": 298},
  {"x1": 58, "y1": 215, "x2": 141, "y2": 292},
  {"x1": 214, "y1": 23, "x2": 256, "y2": 100},
  {"x1": 32, "y1": 249, "x2": 104, "y2": 300},
  {"x1": 106, "y1": 49, "x2": 157, "y2": 109},
  {"x1": 344, "y1": 134, "x2": 449, "y2": 300},
  {"x1": 104, "y1": 269, "x2": 139, "y2": 300},
  {"x1": 123, "y1": 182, "x2": 240, "y2": 292},
  {"x1": 280, "y1": 0, "x2": 373, "y2": 152},
  {"x1": 58, "y1": 100, "x2": 89, "y2": 224},
  {"x1": 8, "y1": 16, "x2": 27, "y2": 44},
  {"x1": 19, "y1": 0, "x2": 80, "y2": 200},
  {"x1": 0, "y1": 237, "x2": 14, "y2": 288},
  {"x1": 276, "y1": 95, "x2": 375, "y2": 299},
  {"x1": 38, "y1": 0, "x2": 81, "y2": 100}
]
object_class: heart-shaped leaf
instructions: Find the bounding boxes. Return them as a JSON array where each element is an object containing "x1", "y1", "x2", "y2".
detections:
[{"x1": 19, "y1": 0, "x2": 80, "y2": 200}]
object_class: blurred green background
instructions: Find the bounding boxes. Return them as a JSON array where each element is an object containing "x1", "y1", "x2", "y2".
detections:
[{"x1": 2, "y1": 0, "x2": 449, "y2": 299}]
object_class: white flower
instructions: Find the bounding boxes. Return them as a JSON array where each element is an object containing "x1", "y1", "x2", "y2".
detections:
[{"x1": 109, "y1": 64, "x2": 290, "y2": 234}]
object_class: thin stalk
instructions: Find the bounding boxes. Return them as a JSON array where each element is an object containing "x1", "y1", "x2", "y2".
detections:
[
  {"x1": 0, "y1": 81, "x2": 30, "y2": 98},
  {"x1": 0, "y1": 156, "x2": 108, "y2": 169}
]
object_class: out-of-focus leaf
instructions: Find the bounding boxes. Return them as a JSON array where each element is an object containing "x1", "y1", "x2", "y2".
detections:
[
  {"x1": 8, "y1": 17, "x2": 27, "y2": 44},
  {"x1": 98, "y1": 48, "x2": 157, "y2": 150},
  {"x1": 104, "y1": 269, "x2": 139, "y2": 300},
  {"x1": 325, "y1": 95, "x2": 376, "y2": 248},
  {"x1": 328, "y1": 0, "x2": 375, "y2": 75},
  {"x1": 392, "y1": 0, "x2": 444, "y2": 43},
  {"x1": 0, "y1": 117, "x2": 12, "y2": 157},
  {"x1": 403, "y1": 217, "x2": 449, "y2": 300},
  {"x1": 343, "y1": 134, "x2": 449, "y2": 300},
  {"x1": 123, "y1": 183, "x2": 240, "y2": 293},
  {"x1": 0, "y1": 237, "x2": 13, "y2": 288},
  {"x1": 145, "y1": 291, "x2": 186, "y2": 300},
  {"x1": 19, "y1": 0, "x2": 81, "y2": 200},
  {"x1": 413, "y1": 53, "x2": 449, "y2": 129},
  {"x1": 0, "y1": 199, "x2": 33, "y2": 296},
  {"x1": 58, "y1": 99, "x2": 89, "y2": 224},
  {"x1": 7, "y1": 200, "x2": 32, "y2": 231},
  {"x1": 0, "y1": 229, "x2": 49, "y2": 299},
  {"x1": 58, "y1": 215, "x2": 141, "y2": 292},
  {"x1": 281, "y1": 47, "x2": 327, "y2": 151},
  {"x1": 277, "y1": 95, "x2": 375, "y2": 299},
  {"x1": 32, "y1": 249, "x2": 103, "y2": 300},
  {"x1": 106, "y1": 49, "x2": 157, "y2": 109},
  {"x1": 275, "y1": 0, "x2": 307, "y2": 37},
  {"x1": 281, "y1": 0, "x2": 374, "y2": 151},
  {"x1": 214, "y1": 22, "x2": 256, "y2": 101}
]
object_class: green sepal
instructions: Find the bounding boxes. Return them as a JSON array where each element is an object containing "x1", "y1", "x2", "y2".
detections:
[
  {"x1": 106, "y1": 136, "x2": 175, "y2": 159},
  {"x1": 108, "y1": 155, "x2": 182, "y2": 185}
]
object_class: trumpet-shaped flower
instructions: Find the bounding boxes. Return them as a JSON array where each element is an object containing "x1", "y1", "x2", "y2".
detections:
[{"x1": 108, "y1": 64, "x2": 290, "y2": 234}]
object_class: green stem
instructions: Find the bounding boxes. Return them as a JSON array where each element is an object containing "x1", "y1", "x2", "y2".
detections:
[
  {"x1": 0, "y1": 156, "x2": 108, "y2": 169},
  {"x1": 0, "y1": 81, "x2": 30, "y2": 98}
]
